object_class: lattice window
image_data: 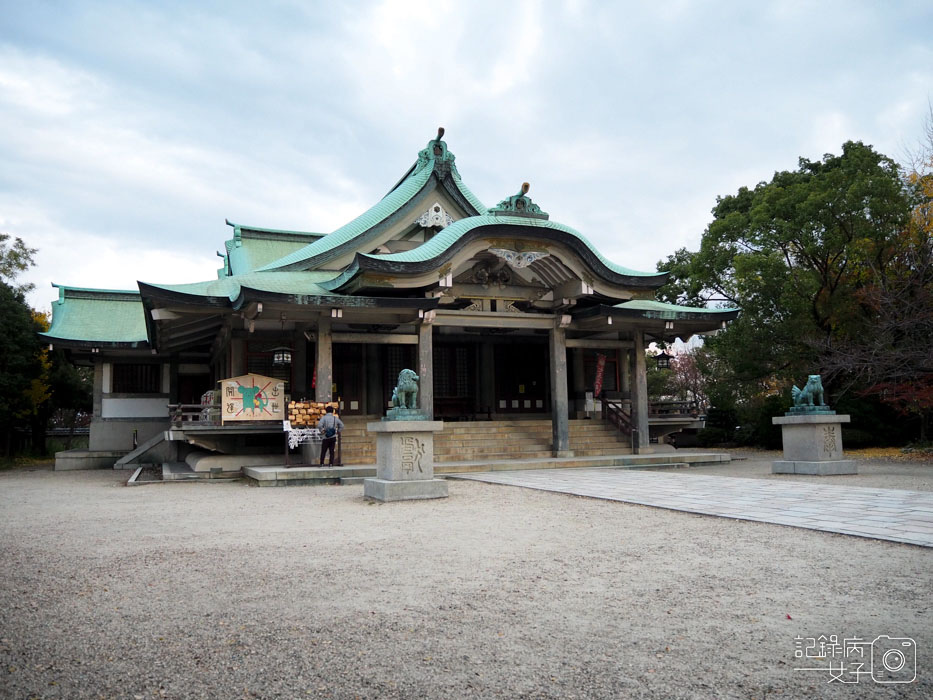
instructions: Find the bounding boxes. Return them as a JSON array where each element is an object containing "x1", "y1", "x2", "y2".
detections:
[
  {"x1": 246, "y1": 341, "x2": 292, "y2": 392},
  {"x1": 433, "y1": 347, "x2": 451, "y2": 397},
  {"x1": 385, "y1": 346, "x2": 415, "y2": 390},
  {"x1": 455, "y1": 347, "x2": 469, "y2": 397},
  {"x1": 112, "y1": 363, "x2": 161, "y2": 394}
]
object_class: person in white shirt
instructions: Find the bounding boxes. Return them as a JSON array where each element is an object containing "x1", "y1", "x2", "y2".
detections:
[{"x1": 316, "y1": 406, "x2": 344, "y2": 467}]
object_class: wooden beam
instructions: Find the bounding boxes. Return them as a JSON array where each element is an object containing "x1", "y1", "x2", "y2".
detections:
[
  {"x1": 303, "y1": 332, "x2": 418, "y2": 345},
  {"x1": 434, "y1": 310, "x2": 557, "y2": 329},
  {"x1": 566, "y1": 338, "x2": 633, "y2": 349},
  {"x1": 334, "y1": 332, "x2": 417, "y2": 345},
  {"x1": 150, "y1": 308, "x2": 183, "y2": 321}
]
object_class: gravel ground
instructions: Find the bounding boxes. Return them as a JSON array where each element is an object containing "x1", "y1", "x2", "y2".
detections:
[
  {"x1": 684, "y1": 450, "x2": 933, "y2": 491},
  {"x1": 0, "y1": 464, "x2": 931, "y2": 699}
]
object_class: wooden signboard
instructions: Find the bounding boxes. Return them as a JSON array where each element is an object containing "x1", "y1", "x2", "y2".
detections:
[{"x1": 220, "y1": 374, "x2": 286, "y2": 424}]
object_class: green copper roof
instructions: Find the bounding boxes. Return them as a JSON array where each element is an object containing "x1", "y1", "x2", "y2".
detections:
[
  {"x1": 222, "y1": 221, "x2": 324, "y2": 275},
  {"x1": 143, "y1": 270, "x2": 343, "y2": 302},
  {"x1": 256, "y1": 165, "x2": 432, "y2": 272},
  {"x1": 614, "y1": 300, "x2": 739, "y2": 314},
  {"x1": 41, "y1": 285, "x2": 148, "y2": 344},
  {"x1": 358, "y1": 214, "x2": 659, "y2": 278},
  {"x1": 257, "y1": 132, "x2": 487, "y2": 273}
]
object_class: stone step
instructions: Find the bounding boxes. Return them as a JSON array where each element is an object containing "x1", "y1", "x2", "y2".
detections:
[
  {"x1": 435, "y1": 436, "x2": 551, "y2": 448},
  {"x1": 438, "y1": 455, "x2": 692, "y2": 474},
  {"x1": 575, "y1": 447, "x2": 635, "y2": 456},
  {"x1": 242, "y1": 452, "x2": 730, "y2": 485},
  {"x1": 333, "y1": 418, "x2": 633, "y2": 465},
  {"x1": 437, "y1": 451, "x2": 555, "y2": 462}
]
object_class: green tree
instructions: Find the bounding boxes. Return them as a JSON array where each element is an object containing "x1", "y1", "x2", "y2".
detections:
[
  {"x1": 0, "y1": 233, "x2": 36, "y2": 292},
  {"x1": 0, "y1": 281, "x2": 43, "y2": 456},
  {"x1": 657, "y1": 141, "x2": 929, "y2": 442},
  {"x1": 0, "y1": 232, "x2": 92, "y2": 457},
  {"x1": 658, "y1": 141, "x2": 913, "y2": 387},
  {"x1": 818, "y1": 133, "x2": 933, "y2": 439}
]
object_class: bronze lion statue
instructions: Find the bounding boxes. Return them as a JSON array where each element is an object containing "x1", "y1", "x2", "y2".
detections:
[
  {"x1": 792, "y1": 374, "x2": 826, "y2": 408},
  {"x1": 391, "y1": 369, "x2": 420, "y2": 410}
]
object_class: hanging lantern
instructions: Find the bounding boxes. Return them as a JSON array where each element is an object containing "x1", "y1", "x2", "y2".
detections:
[{"x1": 272, "y1": 347, "x2": 292, "y2": 365}]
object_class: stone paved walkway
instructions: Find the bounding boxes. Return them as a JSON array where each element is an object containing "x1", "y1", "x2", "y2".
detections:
[{"x1": 449, "y1": 468, "x2": 933, "y2": 547}]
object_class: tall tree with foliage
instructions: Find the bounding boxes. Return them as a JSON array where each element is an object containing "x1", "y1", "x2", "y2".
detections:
[
  {"x1": 0, "y1": 234, "x2": 93, "y2": 456},
  {"x1": 0, "y1": 233, "x2": 43, "y2": 456},
  {"x1": 818, "y1": 130, "x2": 933, "y2": 439},
  {"x1": 657, "y1": 140, "x2": 930, "y2": 440}
]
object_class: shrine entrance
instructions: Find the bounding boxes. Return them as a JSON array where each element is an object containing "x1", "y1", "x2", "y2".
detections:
[
  {"x1": 432, "y1": 342, "x2": 477, "y2": 419},
  {"x1": 333, "y1": 343, "x2": 364, "y2": 415},
  {"x1": 493, "y1": 342, "x2": 549, "y2": 414}
]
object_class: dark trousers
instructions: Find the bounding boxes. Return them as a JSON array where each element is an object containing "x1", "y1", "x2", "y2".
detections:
[{"x1": 320, "y1": 436, "x2": 337, "y2": 465}]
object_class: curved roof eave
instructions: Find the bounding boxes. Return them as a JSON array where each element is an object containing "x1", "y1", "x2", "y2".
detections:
[
  {"x1": 573, "y1": 301, "x2": 740, "y2": 323},
  {"x1": 255, "y1": 165, "x2": 435, "y2": 272},
  {"x1": 230, "y1": 286, "x2": 442, "y2": 312},
  {"x1": 342, "y1": 216, "x2": 670, "y2": 289},
  {"x1": 41, "y1": 285, "x2": 149, "y2": 345},
  {"x1": 256, "y1": 137, "x2": 487, "y2": 274}
]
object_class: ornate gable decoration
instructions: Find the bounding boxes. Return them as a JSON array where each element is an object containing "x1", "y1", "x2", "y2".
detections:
[
  {"x1": 488, "y1": 248, "x2": 550, "y2": 269},
  {"x1": 487, "y1": 182, "x2": 549, "y2": 220},
  {"x1": 416, "y1": 202, "x2": 454, "y2": 229},
  {"x1": 414, "y1": 127, "x2": 458, "y2": 178}
]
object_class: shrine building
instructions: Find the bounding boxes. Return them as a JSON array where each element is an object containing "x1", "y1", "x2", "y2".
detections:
[{"x1": 42, "y1": 129, "x2": 738, "y2": 472}]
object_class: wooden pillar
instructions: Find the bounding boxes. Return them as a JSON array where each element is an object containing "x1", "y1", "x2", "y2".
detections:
[
  {"x1": 571, "y1": 348, "x2": 585, "y2": 415},
  {"x1": 621, "y1": 348, "x2": 631, "y2": 395},
  {"x1": 418, "y1": 320, "x2": 434, "y2": 419},
  {"x1": 479, "y1": 342, "x2": 495, "y2": 416},
  {"x1": 92, "y1": 359, "x2": 104, "y2": 418},
  {"x1": 292, "y1": 333, "x2": 308, "y2": 399},
  {"x1": 631, "y1": 330, "x2": 650, "y2": 453},
  {"x1": 169, "y1": 358, "x2": 179, "y2": 403},
  {"x1": 549, "y1": 325, "x2": 572, "y2": 457},
  {"x1": 230, "y1": 337, "x2": 246, "y2": 377},
  {"x1": 365, "y1": 344, "x2": 383, "y2": 414},
  {"x1": 315, "y1": 316, "x2": 333, "y2": 402}
]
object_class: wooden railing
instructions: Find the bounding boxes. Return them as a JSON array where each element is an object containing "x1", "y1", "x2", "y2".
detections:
[
  {"x1": 648, "y1": 400, "x2": 701, "y2": 418},
  {"x1": 168, "y1": 404, "x2": 221, "y2": 427},
  {"x1": 602, "y1": 399, "x2": 634, "y2": 436}
]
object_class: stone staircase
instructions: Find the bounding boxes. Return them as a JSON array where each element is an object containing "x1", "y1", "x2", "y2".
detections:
[{"x1": 336, "y1": 417, "x2": 633, "y2": 465}]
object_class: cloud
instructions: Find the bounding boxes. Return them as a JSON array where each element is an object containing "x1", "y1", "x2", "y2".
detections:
[{"x1": 1, "y1": 0, "x2": 932, "y2": 311}]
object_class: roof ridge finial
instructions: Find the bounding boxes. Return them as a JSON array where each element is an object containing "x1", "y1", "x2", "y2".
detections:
[
  {"x1": 487, "y1": 182, "x2": 549, "y2": 220},
  {"x1": 414, "y1": 127, "x2": 455, "y2": 176}
]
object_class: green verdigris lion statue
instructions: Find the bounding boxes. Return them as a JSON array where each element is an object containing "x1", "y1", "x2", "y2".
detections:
[
  {"x1": 792, "y1": 374, "x2": 826, "y2": 408},
  {"x1": 390, "y1": 369, "x2": 420, "y2": 410}
]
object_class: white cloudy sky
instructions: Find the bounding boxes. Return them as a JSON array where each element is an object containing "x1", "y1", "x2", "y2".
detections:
[{"x1": 2, "y1": 0, "x2": 931, "y2": 312}]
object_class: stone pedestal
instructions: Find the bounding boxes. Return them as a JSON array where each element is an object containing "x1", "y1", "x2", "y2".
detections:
[
  {"x1": 771, "y1": 413, "x2": 857, "y2": 475},
  {"x1": 363, "y1": 420, "x2": 447, "y2": 502}
]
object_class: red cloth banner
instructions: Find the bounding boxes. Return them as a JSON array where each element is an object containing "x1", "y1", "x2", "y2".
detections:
[{"x1": 594, "y1": 353, "x2": 607, "y2": 398}]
